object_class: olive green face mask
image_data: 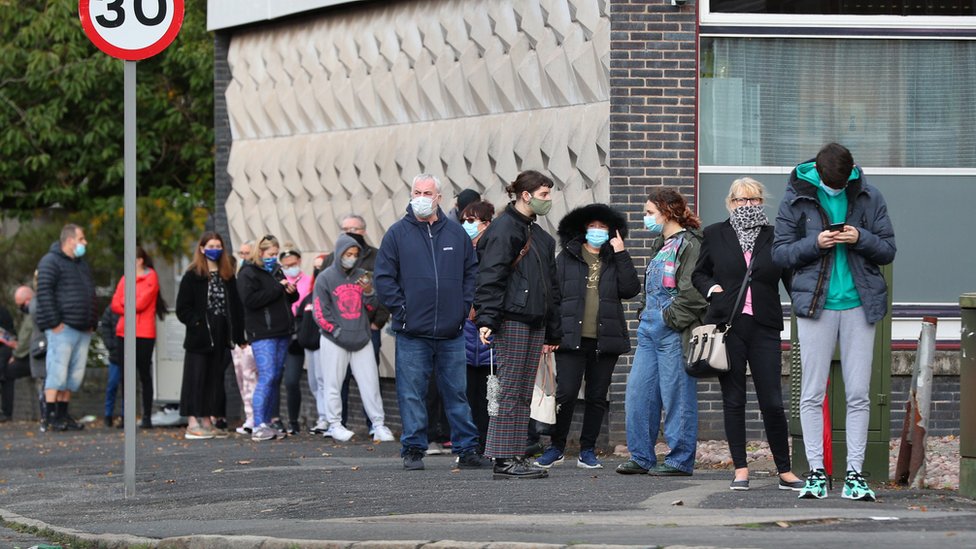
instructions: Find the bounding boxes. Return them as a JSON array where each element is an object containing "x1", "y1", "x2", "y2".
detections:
[{"x1": 529, "y1": 197, "x2": 552, "y2": 216}]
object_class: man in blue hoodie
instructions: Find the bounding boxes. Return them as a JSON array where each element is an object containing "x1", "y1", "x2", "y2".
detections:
[
  {"x1": 35, "y1": 224, "x2": 98, "y2": 432},
  {"x1": 772, "y1": 143, "x2": 896, "y2": 502},
  {"x1": 375, "y1": 173, "x2": 491, "y2": 472}
]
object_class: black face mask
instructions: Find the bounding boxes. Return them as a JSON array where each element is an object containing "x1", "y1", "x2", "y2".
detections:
[
  {"x1": 346, "y1": 232, "x2": 367, "y2": 248},
  {"x1": 19, "y1": 304, "x2": 29, "y2": 314}
]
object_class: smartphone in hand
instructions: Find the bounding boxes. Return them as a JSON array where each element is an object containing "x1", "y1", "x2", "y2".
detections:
[{"x1": 826, "y1": 222, "x2": 846, "y2": 232}]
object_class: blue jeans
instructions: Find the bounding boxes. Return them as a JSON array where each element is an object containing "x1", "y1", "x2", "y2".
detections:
[
  {"x1": 44, "y1": 326, "x2": 91, "y2": 392},
  {"x1": 251, "y1": 337, "x2": 289, "y2": 426},
  {"x1": 394, "y1": 332, "x2": 479, "y2": 456},
  {"x1": 104, "y1": 362, "x2": 122, "y2": 418},
  {"x1": 625, "y1": 309, "x2": 698, "y2": 474}
]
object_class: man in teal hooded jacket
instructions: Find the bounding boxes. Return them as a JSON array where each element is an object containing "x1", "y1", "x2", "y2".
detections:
[{"x1": 772, "y1": 143, "x2": 896, "y2": 502}]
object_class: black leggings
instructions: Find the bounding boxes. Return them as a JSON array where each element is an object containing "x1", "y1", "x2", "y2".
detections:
[
  {"x1": 117, "y1": 337, "x2": 156, "y2": 419},
  {"x1": 720, "y1": 314, "x2": 791, "y2": 473},
  {"x1": 283, "y1": 351, "x2": 304, "y2": 423},
  {"x1": 549, "y1": 338, "x2": 618, "y2": 451}
]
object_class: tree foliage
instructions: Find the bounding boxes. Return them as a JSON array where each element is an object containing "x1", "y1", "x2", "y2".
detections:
[{"x1": 0, "y1": 0, "x2": 213, "y2": 260}]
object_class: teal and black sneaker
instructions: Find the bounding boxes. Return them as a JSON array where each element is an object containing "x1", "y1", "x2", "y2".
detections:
[
  {"x1": 842, "y1": 470, "x2": 876, "y2": 501},
  {"x1": 798, "y1": 469, "x2": 828, "y2": 499}
]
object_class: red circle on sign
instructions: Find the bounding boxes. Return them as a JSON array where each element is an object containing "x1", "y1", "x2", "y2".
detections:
[{"x1": 79, "y1": 0, "x2": 185, "y2": 61}]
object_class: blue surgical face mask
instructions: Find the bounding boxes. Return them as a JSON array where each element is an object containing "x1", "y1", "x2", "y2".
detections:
[
  {"x1": 643, "y1": 214, "x2": 663, "y2": 235},
  {"x1": 203, "y1": 248, "x2": 222, "y2": 262},
  {"x1": 282, "y1": 266, "x2": 301, "y2": 278},
  {"x1": 74, "y1": 243, "x2": 87, "y2": 258},
  {"x1": 819, "y1": 181, "x2": 846, "y2": 197},
  {"x1": 462, "y1": 221, "x2": 481, "y2": 240},
  {"x1": 410, "y1": 196, "x2": 435, "y2": 218},
  {"x1": 585, "y1": 228, "x2": 609, "y2": 248},
  {"x1": 262, "y1": 257, "x2": 277, "y2": 272}
]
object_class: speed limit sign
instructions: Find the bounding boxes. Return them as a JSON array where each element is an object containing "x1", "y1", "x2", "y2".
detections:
[{"x1": 79, "y1": 0, "x2": 185, "y2": 61}]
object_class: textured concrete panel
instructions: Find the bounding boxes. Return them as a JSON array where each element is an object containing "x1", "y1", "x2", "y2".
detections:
[{"x1": 225, "y1": 0, "x2": 610, "y2": 259}]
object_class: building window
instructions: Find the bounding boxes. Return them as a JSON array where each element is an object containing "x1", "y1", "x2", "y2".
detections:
[
  {"x1": 710, "y1": 0, "x2": 974, "y2": 16},
  {"x1": 699, "y1": 37, "x2": 976, "y2": 168}
]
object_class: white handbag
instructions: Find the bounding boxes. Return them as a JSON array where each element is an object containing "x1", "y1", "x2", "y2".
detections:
[{"x1": 529, "y1": 352, "x2": 557, "y2": 424}]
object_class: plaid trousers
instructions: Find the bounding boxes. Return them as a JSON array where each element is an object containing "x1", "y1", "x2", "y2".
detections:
[{"x1": 484, "y1": 319, "x2": 545, "y2": 458}]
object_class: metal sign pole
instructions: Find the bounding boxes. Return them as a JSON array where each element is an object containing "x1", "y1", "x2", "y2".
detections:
[{"x1": 123, "y1": 59, "x2": 137, "y2": 498}]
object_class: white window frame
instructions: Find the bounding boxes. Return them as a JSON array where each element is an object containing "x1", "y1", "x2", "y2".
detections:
[{"x1": 700, "y1": 2, "x2": 976, "y2": 33}]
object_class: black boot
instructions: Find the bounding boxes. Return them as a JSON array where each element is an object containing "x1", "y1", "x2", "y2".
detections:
[
  {"x1": 492, "y1": 457, "x2": 549, "y2": 480},
  {"x1": 46, "y1": 403, "x2": 64, "y2": 432},
  {"x1": 61, "y1": 402, "x2": 84, "y2": 431}
]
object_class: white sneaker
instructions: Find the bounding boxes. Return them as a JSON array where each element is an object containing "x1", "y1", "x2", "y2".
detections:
[
  {"x1": 310, "y1": 419, "x2": 328, "y2": 434},
  {"x1": 251, "y1": 424, "x2": 277, "y2": 442},
  {"x1": 325, "y1": 424, "x2": 354, "y2": 442},
  {"x1": 372, "y1": 425, "x2": 395, "y2": 442}
]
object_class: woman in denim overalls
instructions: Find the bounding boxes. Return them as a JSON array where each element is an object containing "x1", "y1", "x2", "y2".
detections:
[{"x1": 617, "y1": 189, "x2": 707, "y2": 476}]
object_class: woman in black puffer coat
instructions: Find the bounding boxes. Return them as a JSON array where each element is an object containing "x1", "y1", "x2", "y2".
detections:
[
  {"x1": 236, "y1": 235, "x2": 298, "y2": 442},
  {"x1": 533, "y1": 204, "x2": 640, "y2": 470}
]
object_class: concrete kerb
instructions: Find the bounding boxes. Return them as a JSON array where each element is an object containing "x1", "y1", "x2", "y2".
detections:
[
  {"x1": 1, "y1": 509, "x2": 156, "y2": 548},
  {"x1": 0, "y1": 509, "x2": 693, "y2": 549}
]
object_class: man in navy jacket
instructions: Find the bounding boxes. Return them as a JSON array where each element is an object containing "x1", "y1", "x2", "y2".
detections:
[
  {"x1": 375, "y1": 173, "x2": 490, "y2": 472},
  {"x1": 35, "y1": 224, "x2": 97, "y2": 432}
]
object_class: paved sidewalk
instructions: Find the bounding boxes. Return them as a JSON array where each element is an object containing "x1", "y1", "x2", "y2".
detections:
[{"x1": 1, "y1": 420, "x2": 974, "y2": 549}]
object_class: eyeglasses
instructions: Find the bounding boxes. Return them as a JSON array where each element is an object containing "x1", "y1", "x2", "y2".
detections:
[
  {"x1": 237, "y1": 250, "x2": 248, "y2": 257},
  {"x1": 732, "y1": 197, "x2": 763, "y2": 206}
]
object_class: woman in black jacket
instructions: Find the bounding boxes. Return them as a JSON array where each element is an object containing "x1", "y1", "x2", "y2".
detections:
[
  {"x1": 176, "y1": 231, "x2": 244, "y2": 440},
  {"x1": 475, "y1": 170, "x2": 562, "y2": 480},
  {"x1": 236, "y1": 235, "x2": 298, "y2": 442},
  {"x1": 533, "y1": 204, "x2": 640, "y2": 470},
  {"x1": 692, "y1": 177, "x2": 803, "y2": 491}
]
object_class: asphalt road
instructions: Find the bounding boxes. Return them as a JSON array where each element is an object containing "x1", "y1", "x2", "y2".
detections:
[{"x1": 1, "y1": 421, "x2": 974, "y2": 548}]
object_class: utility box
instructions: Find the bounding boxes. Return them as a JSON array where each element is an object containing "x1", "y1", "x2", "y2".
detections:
[
  {"x1": 789, "y1": 264, "x2": 892, "y2": 481},
  {"x1": 959, "y1": 293, "x2": 976, "y2": 498}
]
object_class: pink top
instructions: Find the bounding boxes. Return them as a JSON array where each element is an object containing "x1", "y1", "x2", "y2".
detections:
[
  {"x1": 742, "y1": 250, "x2": 753, "y2": 316},
  {"x1": 286, "y1": 272, "x2": 313, "y2": 316}
]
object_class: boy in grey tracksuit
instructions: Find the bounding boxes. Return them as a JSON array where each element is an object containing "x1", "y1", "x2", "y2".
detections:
[
  {"x1": 313, "y1": 234, "x2": 393, "y2": 442},
  {"x1": 772, "y1": 143, "x2": 896, "y2": 502}
]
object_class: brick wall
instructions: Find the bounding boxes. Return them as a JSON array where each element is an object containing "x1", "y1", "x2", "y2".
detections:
[{"x1": 607, "y1": 0, "x2": 699, "y2": 445}]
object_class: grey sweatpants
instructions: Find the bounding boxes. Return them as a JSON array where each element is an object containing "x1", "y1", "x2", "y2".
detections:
[{"x1": 797, "y1": 307, "x2": 875, "y2": 473}]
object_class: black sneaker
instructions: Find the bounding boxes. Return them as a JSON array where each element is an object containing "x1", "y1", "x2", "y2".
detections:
[
  {"x1": 103, "y1": 416, "x2": 114, "y2": 428},
  {"x1": 456, "y1": 452, "x2": 493, "y2": 469},
  {"x1": 139, "y1": 417, "x2": 152, "y2": 429},
  {"x1": 493, "y1": 457, "x2": 549, "y2": 480},
  {"x1": 270, "y1": 419, "x2": 286, "y2": 435},
  {"x1": 403, "y1": 449, "x2": 425, "y2": 471},
  {"x1": 287, "y1": 422, "x2": 300, "y2": 436}
]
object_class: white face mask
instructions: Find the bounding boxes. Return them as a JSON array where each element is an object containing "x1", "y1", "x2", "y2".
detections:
[
  {"x1": 410, "y1": 196, "x2": 436, "y2": 218},
  {"x1": 340, "y1": 256, "x2": 357, "y2": 270},
  {"x1": 282, "y1": 266, "x2": 301, "y2": 278}
]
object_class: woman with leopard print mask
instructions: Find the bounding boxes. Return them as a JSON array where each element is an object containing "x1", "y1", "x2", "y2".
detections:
[{"x1": 692, "y1": 177, "x2": 804, "y2": 492}]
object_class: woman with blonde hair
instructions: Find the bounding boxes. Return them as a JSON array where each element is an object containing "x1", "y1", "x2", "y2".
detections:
[
  {"x1": 236, "y1": 235, "x2": 298, "y2": 442},
  {"x1": 693, "y1": 177, "x2": 803, "y2": 490}
]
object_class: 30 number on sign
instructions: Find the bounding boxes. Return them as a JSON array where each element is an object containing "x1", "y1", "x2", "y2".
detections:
[
  {"x1": 79, "y1": 0, "x2": 185, "y2": 61},
  {"x1": 96, "y1": 0, "x2": 169, "y2": 28}
]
